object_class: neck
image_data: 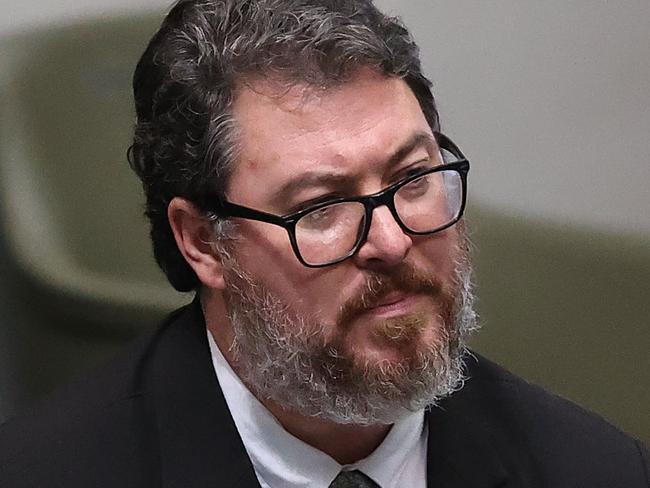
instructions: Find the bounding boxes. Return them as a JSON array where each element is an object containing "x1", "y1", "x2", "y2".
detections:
[
  {"x1": 261, "y1": 397, "x2": 391, "y2": 464},
  {"x1": 202, "y1": 289, "x2": 391, "y2": 464}
]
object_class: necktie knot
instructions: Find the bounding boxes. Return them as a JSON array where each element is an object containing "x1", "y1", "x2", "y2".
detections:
[{"x1": 329, "y1": 469, "x2": 380, "y2": 488}]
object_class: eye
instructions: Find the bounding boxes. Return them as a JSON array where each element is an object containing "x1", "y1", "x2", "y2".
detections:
[
  {"x1": 287, "y1": 193, "x2": 340, "y2": 215},
  {"x1": 407, "y1": 165, "x2": 433, "y2": 177},
  {"x1": 398, "y1": 172, "x2": 432, "y2": 199},
  {"x1": 391, "y1": 159, "x2": 434, "y2": 183},
  {"x1": 299, "y1": 204, "x2": 340, "y2": 230},
  {"x1": 391, "y1": 165, "x2": 432, "y2": 186}
]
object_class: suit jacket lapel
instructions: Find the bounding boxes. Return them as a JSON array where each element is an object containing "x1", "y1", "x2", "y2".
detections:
[
  {"x1": 425, "y1": 406, "x2": 509, "y2": 487},
  {"x1": 425, "y1": 357, "x2": 511, "y2": 487},
  {"x1": 145, "y1": 298, "x2": 261, "y2": 488}
]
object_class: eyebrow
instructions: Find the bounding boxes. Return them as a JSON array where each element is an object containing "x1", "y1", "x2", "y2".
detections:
[{"x1": 270, "y1": 131, "x2": 437, "y2": 208}]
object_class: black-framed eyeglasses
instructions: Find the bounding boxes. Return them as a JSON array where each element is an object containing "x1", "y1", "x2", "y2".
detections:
[{"x1": 205, "y1": 132, "x2": 469, "y2": 267}]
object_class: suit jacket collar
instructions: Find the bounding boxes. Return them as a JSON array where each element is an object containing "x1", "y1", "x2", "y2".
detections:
[
  {"x1": 145, "y1": 298, "x2": 261, "y2": 488},
  {"x1": 424, "y1": 352, "x2": 524, "y2": 487},
  {"x1": 425, "y1": 401, "x2": 509, "y2": 487},
  {"x1": 144, "y1": 298, "x2": 509, "y2": 487}
]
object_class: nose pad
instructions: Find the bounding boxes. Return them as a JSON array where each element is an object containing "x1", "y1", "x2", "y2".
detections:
[{"x1": 354, "y1": 205, "x2": 412, "y2": 266}]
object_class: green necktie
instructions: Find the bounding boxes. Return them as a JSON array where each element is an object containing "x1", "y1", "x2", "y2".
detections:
[{"x1": 329, "y1": 469, "x2": 380, "y2": 488}]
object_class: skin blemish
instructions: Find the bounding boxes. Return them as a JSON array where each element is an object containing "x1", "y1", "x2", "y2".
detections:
[{"x1": 331, "y1": 153, "x2": 346, "y2": 167}]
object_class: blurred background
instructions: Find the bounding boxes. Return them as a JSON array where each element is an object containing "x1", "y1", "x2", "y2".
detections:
[{"x1": 0, "y1": 1, "x2": 648, "y2": 444}]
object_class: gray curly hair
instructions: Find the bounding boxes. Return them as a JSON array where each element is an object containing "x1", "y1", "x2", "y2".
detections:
[{"x1": 128, "y1": 0, "x2": 440, "y2": 291}]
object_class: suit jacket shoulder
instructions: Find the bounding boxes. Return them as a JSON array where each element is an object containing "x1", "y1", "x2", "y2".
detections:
[
  {"x1": 425, "y1": 353, "x2": 650, "y2": 487},
  {"x1": 0, "y1": 313, "x2": 169, "y2": 487},
  {"x1": 0, "y1": 302, "x2": 259, "y2": 488}
]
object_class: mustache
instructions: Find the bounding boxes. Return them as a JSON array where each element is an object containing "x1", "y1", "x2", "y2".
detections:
[{"x1": 337, "y1": 263, "x2": 444, "y2": 327}]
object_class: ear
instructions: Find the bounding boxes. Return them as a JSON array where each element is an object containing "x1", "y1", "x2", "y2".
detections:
[{"x1": 167, "y1": 197, "x2": 226, "y2": 290}]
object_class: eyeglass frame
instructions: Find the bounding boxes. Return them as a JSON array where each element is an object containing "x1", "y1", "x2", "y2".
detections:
[{"x1": 203, "y1": 132, "x2": 470, "y2": 268}]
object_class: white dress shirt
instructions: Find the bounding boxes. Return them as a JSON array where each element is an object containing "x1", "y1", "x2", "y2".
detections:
[{"x1": 207, "y1": 331, "x2": 428, "y2": 488}]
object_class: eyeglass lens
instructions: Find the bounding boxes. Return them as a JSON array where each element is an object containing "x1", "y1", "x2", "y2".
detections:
[{"x1": 294, "y1": 168, "x2": 463, "y2": 266}]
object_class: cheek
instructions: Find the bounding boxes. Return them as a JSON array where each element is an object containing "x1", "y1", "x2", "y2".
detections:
[
  {"x1": 234, "y1": 221, "x2": 295, "y2": 267},
  {"x1": 413, "y1": 227, "x2": 463, "y2": 271},
  {"x1": 230, "y1": 221, "x2": 344, "y2": 317}
]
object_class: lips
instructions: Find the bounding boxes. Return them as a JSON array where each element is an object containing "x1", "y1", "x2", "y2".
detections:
[
  {"x1": 364, "y1": 292, "x2": 420, "y2": 317},
  {"x1": 336, "y1": 267, "x2": 443, "y2": 327},
  {"x1": 370, "y1": 291, "x2": 410, "y2": 308}
]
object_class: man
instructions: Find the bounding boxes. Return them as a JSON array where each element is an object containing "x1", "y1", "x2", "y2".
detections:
[{"x1": 0, "y1": 1, "x2": 648, "y2": 486}]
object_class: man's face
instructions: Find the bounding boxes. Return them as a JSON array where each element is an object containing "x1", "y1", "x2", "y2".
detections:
[{"x1": 216, "y1": 69, "x2": 476, "y2": 423}]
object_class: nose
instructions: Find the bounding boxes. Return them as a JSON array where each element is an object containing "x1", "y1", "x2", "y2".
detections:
[{"x1": 353, "y1": 205, "x2": 412, "y2": 269}]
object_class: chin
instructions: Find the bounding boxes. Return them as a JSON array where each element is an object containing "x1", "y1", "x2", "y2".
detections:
[{"x1": 344, "y1": 311, "x2": 444, "y2": 366}]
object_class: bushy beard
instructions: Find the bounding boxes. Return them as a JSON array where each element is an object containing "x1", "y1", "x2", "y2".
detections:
[{"x1": 219, "y1": 242, "x2": 479, "y2": 426}]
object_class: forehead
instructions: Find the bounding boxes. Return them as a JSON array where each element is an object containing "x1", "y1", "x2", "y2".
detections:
[{"x1": 228, "y1": 70, "x2": 433, "y2": 206}]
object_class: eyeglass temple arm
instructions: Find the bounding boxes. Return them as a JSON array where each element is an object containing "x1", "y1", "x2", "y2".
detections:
[
  {"x1": 210, "y1": 198, "x2": 289, "y2": 227},
  {"x1": 434, "y1": 132, "x2": 467, "y2": 160}
]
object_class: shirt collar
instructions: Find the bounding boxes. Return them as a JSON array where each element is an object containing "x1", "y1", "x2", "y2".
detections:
[
  {"x1": 352, "y1": 408, "x2": 426, "y2": 488},
  {"x1": 207, "y1": 330, "x2": 426, "y2": 488}
]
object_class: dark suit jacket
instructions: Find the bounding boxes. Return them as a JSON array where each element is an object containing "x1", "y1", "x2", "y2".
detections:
[{"x1": 1, "y1": 300, "x2": 648, "y2": 487}]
